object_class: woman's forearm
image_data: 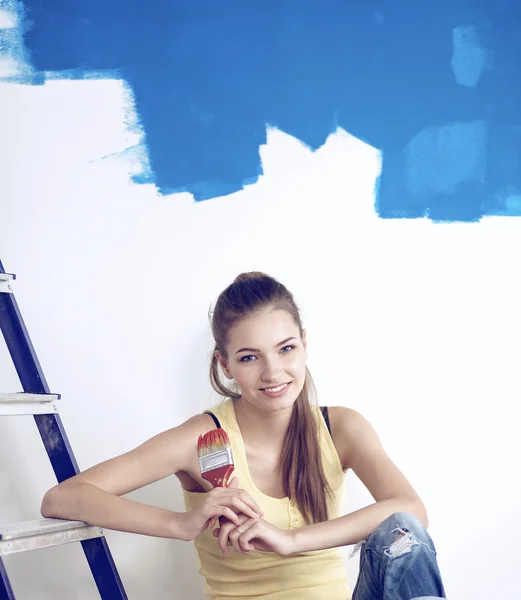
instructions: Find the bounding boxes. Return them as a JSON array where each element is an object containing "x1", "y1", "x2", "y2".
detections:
[
  {"x1": 291, "y1": 498, "x2": 428, "y2": 554},
  {"x1": 41, "y1": 482, "x2": 188, "y2": 540}
]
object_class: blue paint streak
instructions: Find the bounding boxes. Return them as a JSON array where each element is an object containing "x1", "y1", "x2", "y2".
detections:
[
  {"x1": 0, "y1": 0, "x2": 37, "y2": 82},
  {"x1": 405, "y1": 121, "x2": 488, "y2": 220},
  {"x1": 506, "y1": 194, "x2": 521, "y2": 211},
  {"x1": 451, "y1": 26, "x2": 488, "y2": 88},
  {"x1": 10, "y1": 1, "x2": 521, "y2": 220}
]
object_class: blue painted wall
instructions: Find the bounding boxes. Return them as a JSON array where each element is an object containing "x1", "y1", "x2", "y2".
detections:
[{"x1": 18, "y1": 0, "x2": 521, "y2": 221}]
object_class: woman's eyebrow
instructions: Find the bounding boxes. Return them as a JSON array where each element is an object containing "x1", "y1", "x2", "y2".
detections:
[{"x1": 234, "y1": 336, "x2": 297, "y2": 355}]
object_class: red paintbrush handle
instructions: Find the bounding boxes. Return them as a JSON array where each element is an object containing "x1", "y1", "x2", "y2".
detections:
[{"x1": 202, "y1": 464, "x2": 235, "y2": 488}]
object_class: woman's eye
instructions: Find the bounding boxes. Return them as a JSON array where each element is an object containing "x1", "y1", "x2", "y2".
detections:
[
  {"x1": 240, "y1": 355, "x2": 255, "y2": 362},
  {"x1": 281, "y1": 345, "x2": 295, "y2": 353}
]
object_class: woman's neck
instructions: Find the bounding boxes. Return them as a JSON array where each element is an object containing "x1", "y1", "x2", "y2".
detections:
[{"x1": 233, "y1": 397, "x2": 293, "y2": 451}]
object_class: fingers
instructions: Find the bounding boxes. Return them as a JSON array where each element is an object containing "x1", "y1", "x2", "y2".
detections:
[
  {"x1": 220, "y1": 507, "x2": 242, "y2": 527},
  {"x1": 215, "y1": 517, "x2": 260, "y2": 555},
  {"x1": 227, "y1": 528, "x2": 247, "y2": 555},
  {"x1": 203, "y1": 506, "x2": 241, "y2": 527},
  {"x1": 208, "y1": 516, "x2": 218, "y2": 529},
  {"x1": 220, "y1": 521, "x2": 245, "y2": 555},
  {"x1": 201, "y1": 487, "x2": 264, "y2": 545},
  {"x1": 209, "y1": 487, "x2": 264, "y2": 519},
  {"x1": 227, "y1": 490, "x2": 264, "y2": 518},
  {"x1": 230, "y1": 496, "x2": 262, "y2": 520},
  {"x1": 212, "y1": 528, "x2": 232, "y2": 547},
  {"x1": 214, "y1": 513, "x2": 249, "y2": 555},
  {"x1": 234, "y1": 518, "x2": 259, "y2": 552}
]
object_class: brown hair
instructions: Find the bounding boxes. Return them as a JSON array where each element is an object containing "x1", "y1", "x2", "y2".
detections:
[{"x1": 209, "y1": 272, "x2": 330, "y2": 524}]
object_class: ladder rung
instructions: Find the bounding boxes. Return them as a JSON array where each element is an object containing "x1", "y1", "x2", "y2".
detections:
[
  {"x1": 0, "y1": 273, "x2": 14, "y2": 293},
  {"x1": 0, "y1": 393, "x2": 60, "y2": 403},
  {"x1": 0, "y1": 519, "x2": 103, "y2": 556},
  {"x1": 0, "y1": 393, "x2": 60, "y2": 416}
]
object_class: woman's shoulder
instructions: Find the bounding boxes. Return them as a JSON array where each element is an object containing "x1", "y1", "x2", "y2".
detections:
[
  {"x1": 152, "y1": 412, "x2": 221, "y2": 465},
  {"x1": 327, "y1": 405, "x2": 363, "y2": 424},
  {"x1": 158, "y1": 412, "x2": 223, "y2": 477},
  {"x1": 326, "y1": 405, "x2": 375, "y2": 439},
  {"x1": 173, "y1": 399, "x2": 232, "y2": 432},
  {"x1": 325, "y1": 406, "x2": 373, "y2": 469}
]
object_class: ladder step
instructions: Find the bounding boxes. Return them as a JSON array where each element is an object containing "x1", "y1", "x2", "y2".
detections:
[
  {"x1": 0, "y1": 393, "x2": 60, "y2": 416},
  {"x1": 0, "y1": 519, "x2": 103, "y2": 556},
  {"x1": 0, "y1": 273, "x2": 15, "y2": 294}
]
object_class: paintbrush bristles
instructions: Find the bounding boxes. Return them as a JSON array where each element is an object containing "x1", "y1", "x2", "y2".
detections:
[{"x1": 197, "y1": 428, "x2": 231, "y2": 457}]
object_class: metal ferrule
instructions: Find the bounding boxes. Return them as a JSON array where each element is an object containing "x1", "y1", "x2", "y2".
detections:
[{"x1": 199, "y1": 448, "x2": 233, "y2": 474}]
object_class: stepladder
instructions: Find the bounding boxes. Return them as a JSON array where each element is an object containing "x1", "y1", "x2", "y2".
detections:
[{"x1": 0, "y1": 262, "x2": 128, "y2": 599}]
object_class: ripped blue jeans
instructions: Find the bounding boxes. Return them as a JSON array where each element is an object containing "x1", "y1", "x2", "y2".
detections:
[{"x1": 351, "y1": 512, "x2": 446, "y2": 600}]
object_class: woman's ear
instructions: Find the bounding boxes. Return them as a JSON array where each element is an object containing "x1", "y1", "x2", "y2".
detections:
[
  {"x1": 302, "y1": 329, "x2": 308, "y2": 355},
  {"x1": 215, "y1": 350, "x2": 233, "y2": 380}
]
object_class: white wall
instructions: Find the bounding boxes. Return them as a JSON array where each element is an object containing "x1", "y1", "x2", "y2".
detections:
[{"x1": 1, "y1": 72, "x2": 520, "y2": 599}]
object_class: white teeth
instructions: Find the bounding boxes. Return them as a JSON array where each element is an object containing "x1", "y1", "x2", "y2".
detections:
[{"x1": 264, "y1": 383, "x2": 288, "y2": 393}]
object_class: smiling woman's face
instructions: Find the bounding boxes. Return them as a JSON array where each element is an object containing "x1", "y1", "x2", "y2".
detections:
[{"x1": 216, "y1": 308, "x2": 308, "y2": 413}]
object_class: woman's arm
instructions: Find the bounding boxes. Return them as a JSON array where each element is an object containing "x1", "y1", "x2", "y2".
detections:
[
  {"x1": 227, "y1": 407, "x2": 427, "y2": 555},
  {"x1": 291, "y1": 498, "x2": 425, "y2": 554},
  {"x1": 41, "y1": 414, "x2": 263, "y2": 541},
  {"x1": 291, "y1": 406, "x2": 427, "y2": 553}
]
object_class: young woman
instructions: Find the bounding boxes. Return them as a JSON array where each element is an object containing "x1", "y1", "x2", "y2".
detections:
[{"x1": 42, "y1": 272, "x2": 446, "y2": 600}]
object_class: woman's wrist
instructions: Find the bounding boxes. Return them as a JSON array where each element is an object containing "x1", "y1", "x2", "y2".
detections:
[
  {"x1": 287, "y1": 527, "x2": 306, "y2": 555},
  {"x1": 169, "y1": 510, "x2": 192, "y2": 541},
  {"x1": 288, "y1": 523, "x2": 329, "y2": 554}
]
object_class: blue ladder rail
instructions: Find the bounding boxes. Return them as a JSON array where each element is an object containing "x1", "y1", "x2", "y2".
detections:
[{"x1": 0, "y1": 260, "x2": 127, "y2": 600}]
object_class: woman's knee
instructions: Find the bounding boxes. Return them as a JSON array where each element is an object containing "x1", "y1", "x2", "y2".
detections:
[
  {"x1": 388, "y1": 511, "x2": 427, "y2": 536},
  {"x1": 364, "y1": 511, "x2": 432, "y2": 556},
  {"x1": 386, "y1": 512, "x2": 437, "y2": 558}
]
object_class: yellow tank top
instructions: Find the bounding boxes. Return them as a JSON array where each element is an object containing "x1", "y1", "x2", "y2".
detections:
[{"x1": 183, "y1": 399, "x2": 352, "y2": 600}]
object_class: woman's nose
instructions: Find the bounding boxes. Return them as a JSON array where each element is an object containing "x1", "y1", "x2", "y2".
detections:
[{"x1": 261, "y1": 357, "x2": 283, "y2": 382}]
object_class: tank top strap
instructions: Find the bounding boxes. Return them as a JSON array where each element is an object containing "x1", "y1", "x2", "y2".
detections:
[
  {"x1": 203, "y1": 410, "x2": 221, "y2": 429},
  {"x1": 320, "y1": 406, "x2": 332, "y2": 436}
]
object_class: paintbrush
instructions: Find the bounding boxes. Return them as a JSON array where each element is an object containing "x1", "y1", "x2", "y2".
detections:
[{"x1": 197, "y1": 428, "x2": 235, "y2": 487}]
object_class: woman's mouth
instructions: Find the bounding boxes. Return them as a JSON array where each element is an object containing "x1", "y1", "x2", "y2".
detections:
[{"x1": 260, "y1": 382, "x2": 291, "y2": 397}]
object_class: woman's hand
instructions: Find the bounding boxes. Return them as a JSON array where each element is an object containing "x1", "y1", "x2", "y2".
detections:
[
  {"x1": 213, "y1": 512, "x2": 251, "y2": 555},
  {"x1": 213, "y1": 516, "x2": 296, "y2": 556},
  {"x1": 180, "y1": 478, "x2": 264, "y2": 541}
]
